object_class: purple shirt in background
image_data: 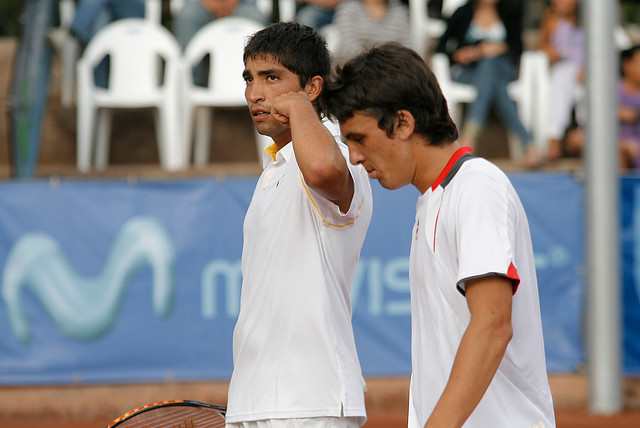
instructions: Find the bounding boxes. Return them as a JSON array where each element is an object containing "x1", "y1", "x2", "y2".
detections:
[
  {"x1": 619, "y1": 81, "x2": 640, "y2": 143},
  {"x1": 551, "y1": 20, "x2": 584, "y2": 65}
]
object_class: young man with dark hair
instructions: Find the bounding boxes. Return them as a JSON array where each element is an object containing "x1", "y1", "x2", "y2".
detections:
[
  {"x1": 323, "y1": 42, "x2": 555, "y2": 428},
  {"x1": 225, "y1": 22, "x2": 372, "y2": 428}
]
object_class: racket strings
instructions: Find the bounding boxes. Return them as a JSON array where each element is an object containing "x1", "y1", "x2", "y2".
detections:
[{"x1": 110, "y1": 405, "x2": 225, "y2": 428}]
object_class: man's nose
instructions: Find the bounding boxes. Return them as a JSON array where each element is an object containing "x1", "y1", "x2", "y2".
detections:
[
  {"x1": 246, "y1": 83, "x2": 264, "y2": 103},
  {"x1": 348, "y1": 144, "x2": 365, "y2": 166}
]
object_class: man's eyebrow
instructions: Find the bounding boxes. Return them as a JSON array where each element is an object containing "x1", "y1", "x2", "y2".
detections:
[
  {"x1": 257, "y1": 69, "x2": 284, "y2": 77},
  {"x1": 242, "y1": 68, "x2": 285, "y2": 79},
  {"x1": 342, "y1": 131, "x2": 362, "y2": 141}
]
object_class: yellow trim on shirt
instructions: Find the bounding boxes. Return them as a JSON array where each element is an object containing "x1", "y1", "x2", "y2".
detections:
[
  {"x1": 299, "y1": 170, "x2": 363, "y2": 228},
  {"x1": 265, "y1": 143, "x2": 279, "y2": 162}
]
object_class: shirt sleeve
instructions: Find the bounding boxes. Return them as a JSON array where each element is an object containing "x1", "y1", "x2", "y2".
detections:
[
  {"x1": 301, "y1": 141, "x2": 371, "y2": 228},
  {"x1": 454, "y1": 170, "x2": 520, "y2": 294}
]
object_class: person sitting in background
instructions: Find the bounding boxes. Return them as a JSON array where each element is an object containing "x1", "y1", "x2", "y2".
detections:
[
  {"x1": 435, "y1": 0, "x2": 539, "y2": 168},
  {"x1": 174, "y1": 0, "x2": 269, "y2": 85},
  {"x1": 296, "y1": 0, "x2": 344, "y2": 30},
  {"x1": 68, "y1": 0, "x2": 144, "y2": 46},
  {"x1": 332, "y1": 0, "x2": 410, "y2": 66},
  {"x1": 48, "y1": 0, "x2": 145, "y2": 87},
  {"x1": 537, "y1": 0, "x2": 584, "y2": 161},
  {"x1": 546, "y1": 45, "x2": 640, "y2": 171},
  {"x1": 617, "y1": 45, "x2": 640, "y2": 170}
]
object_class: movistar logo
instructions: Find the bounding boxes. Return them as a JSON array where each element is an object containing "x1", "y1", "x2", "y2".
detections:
[{"x1": 2, "y1": 216, "x2": 175, "y2": 345}]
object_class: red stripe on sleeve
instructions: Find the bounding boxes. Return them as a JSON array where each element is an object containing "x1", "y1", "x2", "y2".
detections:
[{"x1": 507, "y1": 262, "x2": 520, "y2": 294}]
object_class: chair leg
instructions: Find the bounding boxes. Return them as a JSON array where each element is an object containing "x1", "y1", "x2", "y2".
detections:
[
  {"x1": 77, "y1": 102, "x2": 96, "y2": 173},
  {"x1": 153, "y1": 108, "x2": 165, "y2": 166},
  {"x1": 94, "y1": 109, "x2": 113, "y2": 170},
  {"x1": 183, "y1": 103, "x2": 195, "y2": 166},
  {"x1": 158, "y1": 104, "x2": 184, "y2": 171},
  {"x1": 61, "y1": 38, "x2": 79, "y2": 107},
  {"x1": 194, "y1": 107, "x2": 212, "y2": 168}
]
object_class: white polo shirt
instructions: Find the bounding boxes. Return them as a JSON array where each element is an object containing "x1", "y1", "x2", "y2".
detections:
[
  {"x1": 226, "y1": 120, "x2": 372, "y2": 423},
  {"x1": 408, "y1": 147, "x2": 555, "y2": 428}
]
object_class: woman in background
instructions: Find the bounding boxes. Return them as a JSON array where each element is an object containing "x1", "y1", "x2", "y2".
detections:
[
  {"x1": 537, "y1": 0, "x2": 583, "y2": 161},
  {"x1": 436, "y1": 0, "x2": 539, "y2": 167}
]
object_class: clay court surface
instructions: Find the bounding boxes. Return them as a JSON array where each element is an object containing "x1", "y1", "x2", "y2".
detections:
[
  {"x1": 2, "y1": 376, "x2": 639, "y2": 428},
  {"x1": 3, "y1": 411, "x2": 640, "y2": 428},
  {"x1": 4, "y1": 410, "x2": 640, "y2": 428}
]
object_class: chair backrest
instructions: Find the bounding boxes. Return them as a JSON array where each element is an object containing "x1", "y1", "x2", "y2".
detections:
[
  {"x1": 441, "y1": 0, "x2": 465, "y2": 18},
  {"x1": 409, "y1": 0, "x2": 445, "y2": 58},
  {"x1": 145, "y1": 0, "x2": 163, "y2": 24},
  {"x1": 79, "y1": 19, "x2": 181, "y2": 102},
  {"x1": 183, "y1": 16, "x2": 265, "y2": 105},
  {"x1": 409, "y1": 0, "x2": 465, "y2": 58}
]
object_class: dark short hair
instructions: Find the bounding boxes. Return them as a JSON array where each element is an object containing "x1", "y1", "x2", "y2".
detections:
[
  {"x1": 322, "y1": 42, "x2": 458, "y2": 145},
  {"x1": 621, "y1": 45, "x2": 640, "y2": 75},
  {"x1": 243, "y1": 22, "x2": 331, "y2": 88}
]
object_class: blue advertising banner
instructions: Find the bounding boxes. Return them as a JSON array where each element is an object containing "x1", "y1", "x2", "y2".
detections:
[
  {"x1": 621, "y1": 177, "x2": 640, "y2": 374},
  {"x1": 0, "y1": 173, "x2": 594, "y2": 385},
  {"x1": 511, "y1": 173, "x2": 585, "y2": 373}
]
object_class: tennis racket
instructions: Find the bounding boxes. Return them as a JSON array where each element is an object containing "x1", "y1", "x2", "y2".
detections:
[{"x1": 106, "y1": 399, "x2": 226, "y2": 428}]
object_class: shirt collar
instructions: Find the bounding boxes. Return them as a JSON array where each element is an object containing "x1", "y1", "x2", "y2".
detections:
[
  {"x1": 431, "y1": 146, "x2": 474, "y2": 191},
  {"x1": 263, "y1": 141, "x2": 294, "y2": 164}
]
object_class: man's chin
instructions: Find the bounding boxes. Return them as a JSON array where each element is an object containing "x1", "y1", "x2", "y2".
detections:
[
  {"x1": 379, "y1": 179, "x2": 405, "y2": 191},
  {"x1": 255, "y1": 123, "x2": 290, "y2": 141},
  {"x1": 252, "y1": 122, "x2": 272, "y2": 137}
]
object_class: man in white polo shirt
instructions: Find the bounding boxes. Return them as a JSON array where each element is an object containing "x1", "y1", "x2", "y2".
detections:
[
  {"x1": 323, "y1": 43, "x2": 556, "y2": 428},
  {"x1": 225, "y1": 22, "x2": 372, "y2": 428}
]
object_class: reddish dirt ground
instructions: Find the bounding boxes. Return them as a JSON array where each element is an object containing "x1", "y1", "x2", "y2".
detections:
[
  {"x1": 4, "y1": 410, "x2": 640, "y2": 428},
  {"x1": 2, "y1": 376, "x2": 640, "y2": 427}
]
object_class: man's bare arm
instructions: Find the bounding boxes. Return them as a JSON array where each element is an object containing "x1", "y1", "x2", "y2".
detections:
[
  {"x1": 271, "y1": 91, "x2": 354, "y2": 212},
  {"x1": 424, "y1": 276, "x2": 514, "y2": 428}
]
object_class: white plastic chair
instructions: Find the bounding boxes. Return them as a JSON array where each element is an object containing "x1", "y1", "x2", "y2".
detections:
[
  {"x1": 57, "y1": 0, "x2": 163, "y2": 107},
  {"x1": 76, "y1": 19, "x2": 185, "y2": 172},
  {"x1": 145, "y1": 0, "x2": 163, "y2": 24},
  {"x1": 431, "y1": 51, "x2": 549, "y2": 157},
  {"x1": 182, "y1": 16, "x2": 271, "y2": 167},
  {"x1": 410, "y1": 0, "x2": 466, "y2": 58}
]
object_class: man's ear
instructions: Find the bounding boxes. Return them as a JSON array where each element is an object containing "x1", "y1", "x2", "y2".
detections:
[
  {"x1": 395, "y1": 110, "x2": 416, "y2": 140},
  {"x1": 304, "y1": 76, "x2": 324, "y2": 102}
]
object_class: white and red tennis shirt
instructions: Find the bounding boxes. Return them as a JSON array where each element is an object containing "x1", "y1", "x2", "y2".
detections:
[
  {"x1": 226, "y1": 119, "x2": 372, "y2": 424},
  {"x1": 408, "y1": 147, "x2": 556, "y2": 428}
]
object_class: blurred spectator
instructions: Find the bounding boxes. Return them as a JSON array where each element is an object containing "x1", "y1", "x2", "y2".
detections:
[
  {"x1": 69, "y1": 0, "x2": 144, "y2": 45},
  {"x1": 332, "y1": 0, "x2": 410, "y2": 65},
  {"x1": 48, "y1": 0, "x2": 145, "y2": 87},
  {"x1": 174, "y1": 0, "x2": 269, "y2": 85},
  {"x1": 435, "y1": 0, "x2": 539, "y2": 167},
  {"x1": 537, "y1": 0, "x2": 583, "y2": 161},
  {"x1": 549, "y1": 45, "x2": 640, "y2": 171},
  {"x1": 296, "y1": 0, "x2": 344, "y2": 29},
  {"x1": 618, "y1": 46, "x2": 640, "y2": 169}
]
